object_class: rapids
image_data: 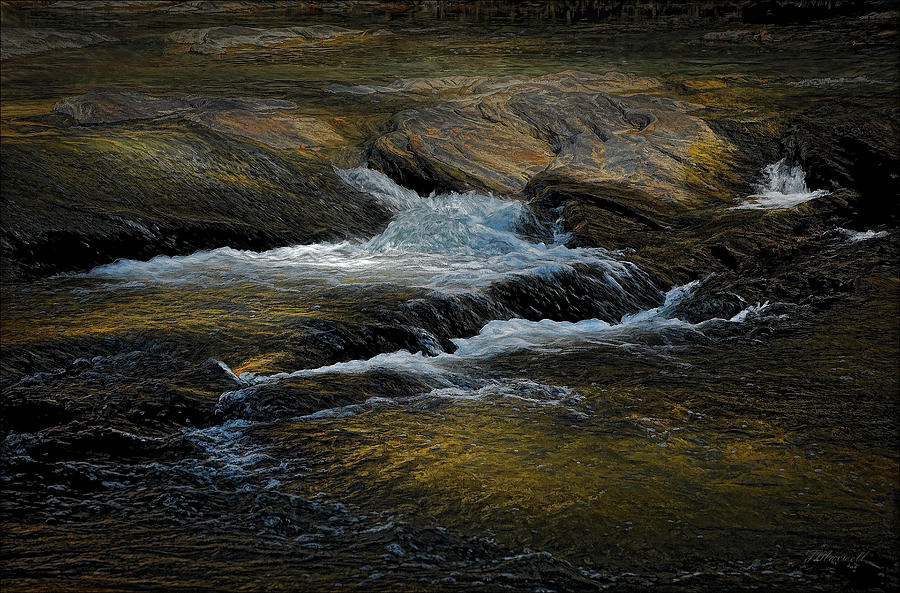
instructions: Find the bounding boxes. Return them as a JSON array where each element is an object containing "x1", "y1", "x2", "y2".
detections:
[{"x1": 86, "y1": 167, "x2": 647, "y2": 293}]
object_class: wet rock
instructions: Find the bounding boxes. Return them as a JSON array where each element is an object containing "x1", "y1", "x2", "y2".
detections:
[
  {"x1": 1, "y1": 28, "x2": 115, "y2": 60},
  {"x1": 485, "y1": 264, "x2": 663, "y2": 324},
  {"x1": 185, "y1": 96, "x2": 297, "y2": 112},
  {"x1": 5, "y1": 90, "x2": 378, "y2": 278},
  {"x1": 279, "y1": 318, "x2": 448, "y2": 369},
  {"x1": 183, "y1": 109, "x2": 342, "y2": 149},
  {"x1": 670, "y1": 289, "x2": 748, "y2": 324},
  {"x1": 527, "y1": 175, "x2": 676, "y2": 252},
  {"x1": 216, "y1": 371, "x2": 431, "y2": 422},
  {"x1": 367, "y1": 70, "x2": 718, "y2": 200},
  {"x1": 167, "y1": 24, "x2": 363, "y2": 54}
]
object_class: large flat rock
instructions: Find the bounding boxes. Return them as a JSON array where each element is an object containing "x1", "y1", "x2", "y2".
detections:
[
  {"x1": 53, "y1": 89, "x2": 340, "y2": 149},
  {"x1": 366, "y1": 71, "x2": 718, "y2": 201}
]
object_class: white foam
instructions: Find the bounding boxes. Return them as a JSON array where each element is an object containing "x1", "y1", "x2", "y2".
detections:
[
  {"x1": 731, "y1": 159, "x2": 829, "y2": 210},
  {"x1": 411, "y1": 380, "x2": 583, "y2": 410},
  {"x1": 85, "y1": 167, "x2": 637, "y2": 291},
  {"x1": 226, "y1": 282, "x2": 766, "y2": 388},
  {"x1": 837, "y1": 228, "x2": 890, "y2": 243},
  {"x1": 213, "y1": 282, "x2": 775, "y2": 423},
  {"x1": 728, "y1": 301, "x2": 770, "y2": 322}
]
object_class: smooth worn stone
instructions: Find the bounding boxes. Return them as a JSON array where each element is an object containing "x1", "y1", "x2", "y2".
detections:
[
  {"x1": 367, "y1": 70, "x2": 717, "y2": 201},
  {"x1": 0, "y1": 28, "x2": 115, "y2": 60},
  {"x1": 166, "y1": 24, "x2": 363, "y2": 54}
]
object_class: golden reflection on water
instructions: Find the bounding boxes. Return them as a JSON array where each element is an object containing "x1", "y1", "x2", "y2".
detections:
[{"x1": 273, "y1": 390, "x2": 893, "y2": 569}]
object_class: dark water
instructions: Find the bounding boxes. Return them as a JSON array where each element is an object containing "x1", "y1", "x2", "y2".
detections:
[{"x1": 1, "y1": 3, "x2": 898, "y2": 592}]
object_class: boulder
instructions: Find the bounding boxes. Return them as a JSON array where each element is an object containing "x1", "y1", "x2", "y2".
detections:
[
  {"x1": 1, "y1": 28, "x2": 115, "y2": 60},
  {"x1": 367, "y1": 71, "x2": 717, "y2": 201}
]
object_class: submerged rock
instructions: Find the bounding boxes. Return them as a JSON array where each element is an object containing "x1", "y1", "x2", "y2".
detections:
[
  {"x1": 669, "y1": 289, "x2": 748, "y2": 324},
  {"x1": 0, "y1": 28, "x2": 115, "y2": 60},
  {"x1": 54, "y1": 89, "x2": 295, "y2": 125},
  {"x1": 702, "y1": 30, "x2": 773, "y2": 43},
  {"x1": 367, "y1": 71, "x2": 718, "y2": 200},
  {"x1": 53, "y1": 89, "x2": 193, "y2": 125},
  {"x1": 215, "y1": 371, "x2": 431, "y2": 422},
  {"x1": 167, "y1": 24, "x2": 363, "y2": 54}
]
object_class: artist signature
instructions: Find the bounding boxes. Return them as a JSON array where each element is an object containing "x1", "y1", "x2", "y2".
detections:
[{"x1": 805, "y1": 549, "x2": 870, "y2": 569}]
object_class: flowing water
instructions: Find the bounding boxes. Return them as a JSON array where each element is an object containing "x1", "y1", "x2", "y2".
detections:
[
  {"x1": 4, "y1": 165, "x2": 897, "y2": 591},
  {"x1": 2, "y1": 4, "x2": 898, "y2": 592},
  {"x1": 86, "y1": 168, "x2": 645, "y2": 293}
]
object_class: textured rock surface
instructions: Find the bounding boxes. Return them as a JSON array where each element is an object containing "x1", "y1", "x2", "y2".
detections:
[
  {"x1": 53, "y1": 89, "x2": 341, "y2": 149},
  {"x1": 155, "y1": 0, "x2": 286, "y2": 12},
  {"x1": 326, "y1": 71, "x2": 661, "y2": 98},
  {"x1": 0, "y1": 121, "x2": 386, "y2": 279},
  {"x1": 367, "y1": 71, "x2": 717, "y2": 200},
  {"x1": 1, "y1": 28, "x2": 115, "y2": 60},
  {"x1": 53, "y1": 89, "x2": 194, "y2": 124},
  {"x1": 167, "y1": 24, "x2": 363, "y2": 54}
]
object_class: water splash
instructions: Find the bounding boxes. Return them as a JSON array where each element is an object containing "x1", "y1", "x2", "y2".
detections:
[{"x1": 731, "y1": 159, "x2": 829, "y2": 210}]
